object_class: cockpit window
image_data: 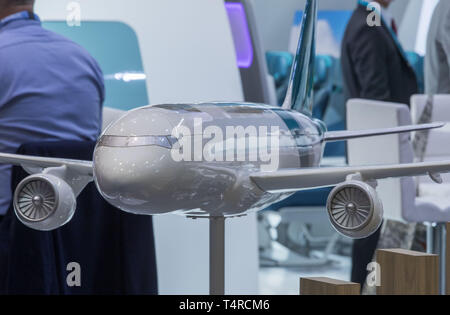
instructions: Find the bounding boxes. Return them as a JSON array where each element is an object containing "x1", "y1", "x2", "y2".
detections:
[
  {"x1": 97, "y1": 135, "x2": 176, "y2": 149},
  {"x1": 154, "y1": 104, "x2": 202, "y2": 113}
]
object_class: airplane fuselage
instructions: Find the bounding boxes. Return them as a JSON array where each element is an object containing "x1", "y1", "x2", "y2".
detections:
[{"x1": 93, "y1": 102, "x2": 326, "y2": 217}]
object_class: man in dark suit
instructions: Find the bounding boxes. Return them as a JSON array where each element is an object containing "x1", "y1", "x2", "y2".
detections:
[
  {"x1": 341, "y1": 0, "x2": 418, "y2": 105},
  {"x1": 341, "y1": 0, "x2": 418, "y2": 288}
]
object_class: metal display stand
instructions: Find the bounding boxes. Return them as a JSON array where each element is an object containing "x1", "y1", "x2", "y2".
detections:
[
  {"x1": 209, "y1": 216, "x2": 226, "y2": 295},
  {"x1": 427, "y1": 223, "x2": 447, "y2": 295}
]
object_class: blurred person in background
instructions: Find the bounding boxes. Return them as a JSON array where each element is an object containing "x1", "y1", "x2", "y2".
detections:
[
  {"x1": 341, "y1": 0, "x2": 418, "y2": 289},
  {"x1": 0, "y1": 0, "x2": 104, "y2": 222},
  {"x1": 341, "y1": 0, "x2": 417, "y2": 104}
]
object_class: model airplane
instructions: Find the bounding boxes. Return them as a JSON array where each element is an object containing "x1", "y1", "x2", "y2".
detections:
[{"x1": 0, "y1": 0, "x2": 448, "y2": 241}]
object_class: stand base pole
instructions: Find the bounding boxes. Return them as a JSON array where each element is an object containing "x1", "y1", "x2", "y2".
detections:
[
  {"x1": 210, "y1": 216, "x2": 225, "y2": 295},
  {"x1": 429, "y1": 223, "x2": 447, "y2": 295},
  {"x1": 435, "y1": 223, "x2": 447, "y2": 295}
]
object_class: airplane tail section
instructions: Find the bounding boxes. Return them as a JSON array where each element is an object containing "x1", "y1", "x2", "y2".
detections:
[{"x1": 281, "y1": 0, "x2": 317, "y2": 116}]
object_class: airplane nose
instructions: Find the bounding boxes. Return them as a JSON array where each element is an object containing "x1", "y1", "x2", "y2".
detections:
[
  {"x1": 93, "y1": 143, "x2": 180, "y2": 215},
  {"x1": 92, "y1": 106, "x2": 181, "y2": 214}
]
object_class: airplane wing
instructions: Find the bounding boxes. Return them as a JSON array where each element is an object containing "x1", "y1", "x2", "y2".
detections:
[
  {"x1": 323, "y1": 122, "x2": 444, "y2": 142},
  {"x1": 0, "y1": 153, "x2": 93, "y2": 176},
  {"x1": 250, "y1": 160, "x2": 450, "y2": 193}
]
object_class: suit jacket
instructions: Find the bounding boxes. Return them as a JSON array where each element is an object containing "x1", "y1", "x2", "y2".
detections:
[
  {"x1": 341, "y1": 4, "x2": 418, "y2": 105},
  {"x1": 425, "y1": 0, "x2": 450, "y2": 94}
]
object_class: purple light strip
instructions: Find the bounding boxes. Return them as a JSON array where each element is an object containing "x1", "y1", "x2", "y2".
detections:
[{"x1": 225, "y1": 2, "x2": 254, "y2": 68}]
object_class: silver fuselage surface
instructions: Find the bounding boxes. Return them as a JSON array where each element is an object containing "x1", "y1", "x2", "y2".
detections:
[{"x1": 93, "y1": 103, "x2": 325, "y2": 217}]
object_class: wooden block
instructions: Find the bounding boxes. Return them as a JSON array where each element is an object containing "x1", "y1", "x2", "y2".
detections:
[
  {"x1": 376, "y1": 249, "x2": 439, "y2": 295},
  {"x1": 300, "y1": 277, "x2": 360, "y2": 295}
]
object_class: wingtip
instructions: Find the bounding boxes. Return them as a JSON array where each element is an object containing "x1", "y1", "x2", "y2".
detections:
[{"x1": 422, "y1": 121, "x2": 446, "y2": 130}]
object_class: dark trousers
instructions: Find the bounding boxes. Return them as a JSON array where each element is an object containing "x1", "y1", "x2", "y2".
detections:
[
  {"x1": 351, "y1": 225, "x2": 382, "y2": 288},
  {"x1": 0, "y1": 141, "x2": 158, "y2": 294}
]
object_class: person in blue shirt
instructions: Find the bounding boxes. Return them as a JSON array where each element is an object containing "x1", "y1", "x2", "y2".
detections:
[{"x1": 0, "y1": 0, "x2": 105, "y2": 217}]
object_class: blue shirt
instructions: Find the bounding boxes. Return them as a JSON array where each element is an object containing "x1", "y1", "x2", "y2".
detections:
[{"x1": 0, "y1": 12, "x2": 105, "y2": 215}]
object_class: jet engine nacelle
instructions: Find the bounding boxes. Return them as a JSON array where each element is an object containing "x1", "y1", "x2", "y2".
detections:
[
  {"x1": 326, "y1": 180, "x2": 383, "y2": 239},
  {"x1": 13, "y1": 174, "x2": 76, "y2": 231}
]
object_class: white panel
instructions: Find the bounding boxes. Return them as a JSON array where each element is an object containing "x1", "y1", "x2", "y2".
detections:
[
  {"x1": 35, "y1": 0, "x2": 258, "y2": 295},
  {"x1": 398, "y1": 0, "x2": 439, "y2": 55},
  {"x1": 153, "y1": 216, "x2": 210, "y2": 294},
  {"x1": 226, "y1": 213, "x2": 259, "y2": 295},
  {"x1": 346, "y1": 99, "x2": 403, "y2": 222},
  {"x1": 415, "y1": 0, "x2": 439, "y2": 55},
  {"x1": 154, "y1": 214, "x2": 258, "y2": 295},
  {"x1": 35, "y1": 0, "x2": 244, "y2": 104}
]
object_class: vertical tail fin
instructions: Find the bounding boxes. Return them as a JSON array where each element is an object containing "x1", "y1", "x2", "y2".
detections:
[{"x1": 281, "y1": 0, "x2": 317, "y2": 116}]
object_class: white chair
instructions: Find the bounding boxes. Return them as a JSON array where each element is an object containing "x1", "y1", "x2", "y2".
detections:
[
  {"x1": 411, "y1": 95, "x2": 450, "y2": 197},
  {"x1": 347, "y1": 98, "x2": 450, "y2": 223}
]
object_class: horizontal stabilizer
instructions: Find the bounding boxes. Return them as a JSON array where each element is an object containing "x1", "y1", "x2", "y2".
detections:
[{"x1": 323, "y1": 122, "x2": 444, "y2": 142}]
